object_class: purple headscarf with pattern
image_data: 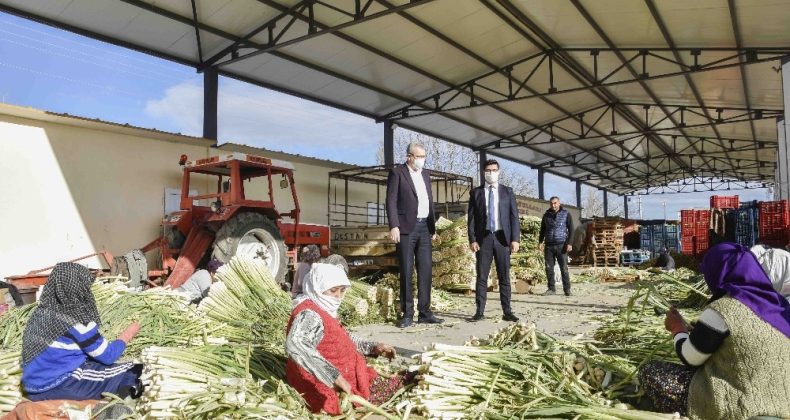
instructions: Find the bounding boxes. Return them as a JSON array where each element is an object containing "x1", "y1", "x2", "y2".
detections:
[{"x1": 700, "y1": 242, "x2": 790, "y2": 338}]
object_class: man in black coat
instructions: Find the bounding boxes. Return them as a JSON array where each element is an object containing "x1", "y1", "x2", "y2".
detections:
[
  {"x1": 386, "y1": 142, "x2": 444, "y2": 328},
  {"x1": 467, "y1": 159, "x2": 520, "y2": 322},
  {"x1": 539, "y1": 196, "x2": 574, "y2": 296}
]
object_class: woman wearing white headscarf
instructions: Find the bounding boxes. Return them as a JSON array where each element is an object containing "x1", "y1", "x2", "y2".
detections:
[{"x1": 285, "y1": 263, "x2": 401, "y2": 415}]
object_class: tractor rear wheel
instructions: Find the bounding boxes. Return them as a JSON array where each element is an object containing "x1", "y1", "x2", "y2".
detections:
[{"x1": 211, "y1": 212, "x2": 287, "y2": 282}]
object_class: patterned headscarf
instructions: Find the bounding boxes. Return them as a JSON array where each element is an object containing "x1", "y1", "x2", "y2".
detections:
[
  {"x1": 700, "y1": 243, "x2": 790, "y2": 339},
  {"x1": 292, "y1": 263, "x2": 350, "y2": 318},
  {"x1": 21, "y1": 263, "x2": 101, "y2": 365}
]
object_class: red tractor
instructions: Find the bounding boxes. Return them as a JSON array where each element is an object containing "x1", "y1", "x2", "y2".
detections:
[{"x1": 138, "y1": 152, "x2": 330, "y2": 289}]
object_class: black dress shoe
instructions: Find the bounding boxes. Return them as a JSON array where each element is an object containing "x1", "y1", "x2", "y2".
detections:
[
  {"x1": 470, "y1": 313, "x2": 484, "y2": 322},
  {"x1": 542, "y1": 289, "x2": 556, "y2": 296},
  {"x1": 502, "y1": 313, "x2": 519, "y2": 322},
  {"x1": 564, "y1": 290, "x2": 572, "y2": 296},
  {"x1": 398, "y1": 317, "x2": 413, "y2": 328},
  {"x1": 417, "y1": 315, "x2": 445, "y2": 324}
]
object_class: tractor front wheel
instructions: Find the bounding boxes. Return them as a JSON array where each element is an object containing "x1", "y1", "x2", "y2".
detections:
[{"x1": 211, "y1": 212, "x2": 287, "y2": 282}]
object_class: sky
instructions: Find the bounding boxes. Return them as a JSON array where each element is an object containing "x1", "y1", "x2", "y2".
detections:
[{"x1": 0, "y1": 12, "x2": 774, "y2": 219}]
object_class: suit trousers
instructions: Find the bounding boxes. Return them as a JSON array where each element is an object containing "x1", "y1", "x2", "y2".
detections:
[
  {"x1": 544, "y1": 244, "x2": 571, "y2": 293},
  {"x1": 396, "y1": 220, "x2": 433, "y2": 319},
  {"x1": 474, "y1": 230, "x2": 512, "y2": 315}
]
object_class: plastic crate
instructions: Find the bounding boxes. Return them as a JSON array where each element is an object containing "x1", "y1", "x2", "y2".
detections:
[
  {"x1": 696, "y1": 210, "x2": 711, "y2": 225},
  {"x1": 710, "y1": 195, "x2": 739, "y2": 209},
  {"x1": 696, "y1": 237, "x2": 710, "y2": 253},
  {"x1": 681, "y1": 241, "x2": 694, "y2": 255},
  {"x1": 680, "y1": 210, "x2": 695, "y2": 226},
  {"x1": 759, "y1": 200, "x2": 789, "y2": 215}
]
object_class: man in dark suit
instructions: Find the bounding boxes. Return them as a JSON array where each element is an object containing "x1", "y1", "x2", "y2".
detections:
[
  {"x1": 467, "y1": 159, "x2": 520, "y2": 322},
  {"x1": 386, "y1": 142, "x2": 444, "y2": 328}
]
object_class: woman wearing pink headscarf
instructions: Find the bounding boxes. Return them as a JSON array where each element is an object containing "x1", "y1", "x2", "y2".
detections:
[{"x1": 638, "y1": 242, "x2": 790, "y2": 419}]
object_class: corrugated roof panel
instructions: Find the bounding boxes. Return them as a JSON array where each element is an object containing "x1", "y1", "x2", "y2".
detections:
[
  {"x1": 735, "y1": 0, "x2": 790, "y2": 47},
  {"x1": 1, "y1": 0, "x2": 785, "y2": 192}
]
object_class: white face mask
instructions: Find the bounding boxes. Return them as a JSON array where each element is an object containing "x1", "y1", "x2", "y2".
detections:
[
  {"x1": 412, "y1": 157, "x2": 425, "y2": 170},
  {"x1": 485, "y1": 171, "x2": 499, "y2": 185},
  {"x1": 316, "y1": 294, "x2": 343, "y2": 318}
]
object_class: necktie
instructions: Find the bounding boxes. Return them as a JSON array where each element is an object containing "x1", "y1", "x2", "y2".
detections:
[{"x1": 488, "y1": 185, "x2": 496, "y2": 232}]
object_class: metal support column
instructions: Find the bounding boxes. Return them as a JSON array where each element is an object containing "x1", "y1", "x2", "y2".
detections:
[
  {"x1": 384, "y1": 121, "x2": 395, "y2": 167},
  {"x1": 538, "y1": 169, "x2": 545, "y2": 200},
  {"x1": 576, "y1": 181, "x2": 582, "y2": 209},
  {"x1": 602, "y1": 190, "x2": 609, "y2": 216},
  {"x1": 479, "y1": 150, "x2": 488, "y2": 187},
  {"x1": 623, "y1": 195, "x2": 629, "y2": 219},
  {"x1": 203, "y1": 67, "x2": 218, "y2": 140},
  {"x1": 779, "y1": 56, "x2": 790, "y2": 199}
]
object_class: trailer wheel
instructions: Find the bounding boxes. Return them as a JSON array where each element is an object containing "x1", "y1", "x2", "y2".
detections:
[
  {"x1": 320, "y1": 254, "x2": 349, "y2": 274},
  {"x1": 211, "y1": 212, "x2": 287, "y2": 281}
]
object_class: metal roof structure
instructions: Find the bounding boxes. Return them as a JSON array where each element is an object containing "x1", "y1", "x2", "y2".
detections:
[{"x1": 2, "y1": 0, "x2": 789, "y2": 195}]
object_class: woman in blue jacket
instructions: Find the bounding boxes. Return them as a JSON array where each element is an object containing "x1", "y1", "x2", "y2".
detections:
[{"x1": 21, "y1": 262, "x2": 143, "y2": 401}]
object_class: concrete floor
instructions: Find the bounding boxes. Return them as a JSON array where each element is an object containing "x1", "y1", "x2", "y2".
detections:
[{"x1": 350, "y1": 279, "x2": 636, "y2": 358}]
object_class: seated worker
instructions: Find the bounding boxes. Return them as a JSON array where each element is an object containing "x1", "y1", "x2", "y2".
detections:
[
  {"x1": 654, "y1": 248, "x2": 675, "y2": 271},
  {"x1": 291, "y1": 245, "x2": 321, "y2": 298},
  {"x1": 175, "y1": 259, "x2": 224, "y2": 304},
  {"x1": 751, "y1": 244, "x2": 790, "y2": 299},
  {"x1": 285, "y1": 263, "x2": 408, "y2": 415},
  {"x1": 638, "y1": 243, "x2": 790, "y2": 419},
  {"x1": 21, "y1": 263, "x2": 144, "y2": 401}
]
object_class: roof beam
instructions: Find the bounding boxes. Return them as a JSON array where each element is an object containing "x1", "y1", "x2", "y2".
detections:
[
  {"x1": 253, "y1": 0, "x2": 619, "y2": 183},
  {"x1": 383, "y1": 47, "x2": 789, "y2": 121},
  {"x1": 643, "y1": 0, "x2": 740, "y2": 178},
  {"x1": 200, "y1": 0, "x2": 435, "y2": 69},
  {"x1": 727, "y1": 0, "x2": 762, "y2": 176}
]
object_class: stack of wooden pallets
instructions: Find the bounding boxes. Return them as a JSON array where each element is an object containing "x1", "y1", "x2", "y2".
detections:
[{"x1": 589, "y1": 217, "x2": 624, "y2": 267}]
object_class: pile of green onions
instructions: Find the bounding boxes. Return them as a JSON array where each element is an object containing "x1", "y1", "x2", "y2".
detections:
[
  {"x1": 0, "y1": 351, "x2": 21, "y2": 413},
  {"x1": 198, "y1": 258, "x2": 292, "y2": 345},
  {"x1": 139, "y1": 345, "x2": 307, "y2": 418}
]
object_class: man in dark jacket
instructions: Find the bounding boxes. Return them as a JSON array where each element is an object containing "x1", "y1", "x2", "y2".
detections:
[
  {"x1": 386, "y1": 142, "x2": 443, "y2": 328},
  {"x1": 539, "y1": 197, "x2": 574, "y2": 296},
  {"x1": 467, "y1": 159, "x2": 520, "y2": 322}
]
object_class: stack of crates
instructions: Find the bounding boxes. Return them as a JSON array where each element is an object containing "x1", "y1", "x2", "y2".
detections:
[
  {"x1": 680, "y1": 209, "x2": 711, "y2": 254},
  {"x1": 758, "y1": 200, "x2": 789, "y2": 247},
  {"x1": 735, "y1": 200, "x2": 759, "y2": 247},
  {"x1": 639, "y1": 220, "x2": 680, "y2": 257}
]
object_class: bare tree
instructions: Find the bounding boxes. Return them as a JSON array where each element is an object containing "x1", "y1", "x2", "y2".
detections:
[
  {"x1": 376, "y1": 130, "x2": 537, "y2": 196},
  {"x1": 581, "y1": 188, "x2": 624, "y2": 218}
]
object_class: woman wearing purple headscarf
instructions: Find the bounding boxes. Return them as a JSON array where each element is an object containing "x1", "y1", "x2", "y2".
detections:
[{"x1": 638, "y1": 243, "x2": 790, "y2": 419}]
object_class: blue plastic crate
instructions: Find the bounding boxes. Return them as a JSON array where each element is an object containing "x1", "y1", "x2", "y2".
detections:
[{"x1": 735, "y1": 201, "x2": 759, "y2": 247}]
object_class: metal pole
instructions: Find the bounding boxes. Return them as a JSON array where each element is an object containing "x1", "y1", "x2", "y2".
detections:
[
  {"x1": 538, "y1": 169, "x2": 545, "y2": 200},
  {"x1": 576, "y1": 180, "x2": 582, "y2": 209},
  {"x1": 479, "y1": 150, "x2": 488, "y2": 187},
  {"x1": 623, "y1": 195, "x2": 629, "y2": 219},
  {"x1": 602, "y1": 189, "x2": 608, "y2": 216},
  {"x1": 384, "y1": 120, "x2": 394, "y2": 167},
  {"x1": 203, "y1": 67, "x2": 218, "y2": 140}
]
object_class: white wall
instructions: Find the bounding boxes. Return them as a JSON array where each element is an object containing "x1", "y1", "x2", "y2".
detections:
[{"x1": 780, "y1": 58, "x2": 790, "y2": 200}]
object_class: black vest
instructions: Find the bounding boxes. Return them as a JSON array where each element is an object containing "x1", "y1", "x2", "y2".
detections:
[{"x1": 544, "y1": 208, "x2": 569, "y2": 244}]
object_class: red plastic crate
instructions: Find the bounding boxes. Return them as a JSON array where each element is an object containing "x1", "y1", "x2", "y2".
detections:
[
  {"x1": 710, "y1": 195, "x2": 739, "y2": 209},
  {"x1": 681, "y1": 241, "x2": 694, "y2": 255},
  {"x1": 759, "y1": 200, "x2": 789, "y2": 215},
  {"x1": 695, "y1": 210, "x2": 711, "y2": 225},
  {"x1": 680, "y1": 210, "x2": 695, "y2": 226},
  {"x1": 694, "y1": 226, "x2": 709, "y2": 238},
  {"x1": 695, "y1": 237, "x2": 710, "y2": 253},
  {"x1": 681, "y1": 226, "x2": 695, "y2": 238}
]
